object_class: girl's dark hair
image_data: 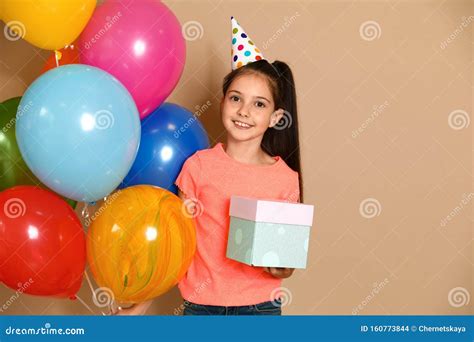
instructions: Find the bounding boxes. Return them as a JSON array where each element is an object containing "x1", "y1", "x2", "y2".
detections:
[{"x1": 222, "y1": 60, "x2": 303, "y2": 202}]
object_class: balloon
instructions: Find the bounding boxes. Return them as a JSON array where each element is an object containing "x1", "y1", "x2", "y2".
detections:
[
  {"x1": 16, "y1": 64, "x2": 141, "y2": 202},
  {"x1": 0, "y1": 97, "x2": 77, "y2": 209},
  {"x1": 0, "y1": 186, "x2": 85, "y2": 298},
  {"x1": 87, "y1": 185, "x2": 196, "y2": 303},
  {"x1": 41, "y1": 43, "x2": 81, "y2": 74},
  {"x1": 0, "y1": 97, "x2": 38, "y2": 190},
  {"x1": 121, "y1": 103, "x2": 209, "y2": 194},
  {"x1": 79, "y1": 0, "x2": 186, "y2": 119},
  {"x1": 1, "y1": 0, "x2": 95, "y2": 50}
]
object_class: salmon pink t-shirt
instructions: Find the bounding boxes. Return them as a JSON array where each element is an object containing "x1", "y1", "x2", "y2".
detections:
[{"x1": 175, "y1": 142, "x2": 300, "y2": 306}]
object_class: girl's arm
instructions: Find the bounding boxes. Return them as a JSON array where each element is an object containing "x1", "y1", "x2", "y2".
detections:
[{"x1": 177, "y1": 189, "x2": 186, "y2": 201}]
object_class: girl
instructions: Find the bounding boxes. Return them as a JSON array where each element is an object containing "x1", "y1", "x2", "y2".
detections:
[{"x1": 117, "y1": 17, "x2": 303, "y2": 316}]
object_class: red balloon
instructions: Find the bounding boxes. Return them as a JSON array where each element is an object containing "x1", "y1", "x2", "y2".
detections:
[
  {"x1": 40, "y1": 43, "x2": 81, "y2": 75},
  {"x1": 0, "y1": 186, "x2": 85, "y2": 299}
]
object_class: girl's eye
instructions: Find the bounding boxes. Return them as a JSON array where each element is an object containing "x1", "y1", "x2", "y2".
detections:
[{"x1": 229, "y1": 96, "x2": 265, "y2": 108}]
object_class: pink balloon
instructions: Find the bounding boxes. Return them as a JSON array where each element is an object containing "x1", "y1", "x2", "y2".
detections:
[{"x1": 79, "y1": 0, "x2": 186, "y2": 119}]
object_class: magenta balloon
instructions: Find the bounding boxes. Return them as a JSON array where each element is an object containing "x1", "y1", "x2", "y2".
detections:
[{"x1": 79, "y1": 0, "x2": 186, "y2": 119}]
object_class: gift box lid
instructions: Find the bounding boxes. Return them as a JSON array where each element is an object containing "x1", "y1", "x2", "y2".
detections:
[{"x1": 229, "y1": 196, "x2": 314, "y2": 226}]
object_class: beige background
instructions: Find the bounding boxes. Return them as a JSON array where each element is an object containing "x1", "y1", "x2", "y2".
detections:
[{"x1": 0, "y1": 0, "x2": 472, "y2": 315}]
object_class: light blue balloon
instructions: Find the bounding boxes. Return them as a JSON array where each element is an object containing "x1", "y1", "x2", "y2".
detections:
[{"x1": 16, "y1": 64, "x2": 141, "y2": 202}]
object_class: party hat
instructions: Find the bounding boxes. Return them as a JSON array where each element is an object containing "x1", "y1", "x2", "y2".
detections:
[{"x1": 231, "y1": 16, "x2": 265, "y2": 70}]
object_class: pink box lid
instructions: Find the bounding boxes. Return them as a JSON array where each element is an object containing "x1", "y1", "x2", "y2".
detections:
[{"x1": 229, "y1": 196, "x2": 314, "y2": 226}]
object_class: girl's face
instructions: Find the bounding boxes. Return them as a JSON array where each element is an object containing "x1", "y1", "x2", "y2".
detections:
[{"x1": 221, "y1": 73, "x2": 284, "y2": 143}]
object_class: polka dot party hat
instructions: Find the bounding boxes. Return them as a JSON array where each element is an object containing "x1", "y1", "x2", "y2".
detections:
[{"x1": 231, "y1": 16, "x2": 265, "y2": 70}]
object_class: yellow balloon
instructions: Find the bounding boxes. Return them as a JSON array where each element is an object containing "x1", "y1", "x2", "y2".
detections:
[
  {"x1": 87, "y1": 186, "x2": 196, "y2": 304},
  {"x1": 2, "y1": 0, "x2": 95, "y2": 50}
]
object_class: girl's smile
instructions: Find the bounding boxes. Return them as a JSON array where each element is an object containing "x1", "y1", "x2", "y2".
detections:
[{"x1": 232, "y1": 120, "x2": 254, "y2": 129}]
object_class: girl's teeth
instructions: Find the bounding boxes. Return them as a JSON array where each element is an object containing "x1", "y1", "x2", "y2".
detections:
[{"x1": 235, "y1": 121, "x2": 250, "y2": 128}]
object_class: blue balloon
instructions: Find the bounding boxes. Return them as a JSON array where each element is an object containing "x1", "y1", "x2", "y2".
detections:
[
  {"x1": 16, "y1": 64, "x2": 141, "y2": 202},
  {"x1": 121, "y1": 103, "x2": 209, "y2": 193}
]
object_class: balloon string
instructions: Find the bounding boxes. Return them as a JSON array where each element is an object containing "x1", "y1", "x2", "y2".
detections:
[
  {"x1": 81, "y1": 202, "x2": 90, "y2": 221},
  {"x1": 75, "y1": 294, "x2": 95, "y2": 314},
  {"x1": 109, "y1": 301, "x2": 115, "y2": 316},
  {"x1": 54, "y1": 50, "x2": 61, "y2": 67},
  {"x1": 84, "y1": 270, "x2": 96, "y2": 301},
  {"x1": 84, "y1": 270, "x2": 107, "y2": 315}
]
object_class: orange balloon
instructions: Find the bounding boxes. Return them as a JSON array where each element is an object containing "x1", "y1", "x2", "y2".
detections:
[
  {"x1": 87, "y1": 185, "x2": 196, "y2": 304},
  {"x1": 41, "y1": 44, "x2": 80, "y2": 74}
]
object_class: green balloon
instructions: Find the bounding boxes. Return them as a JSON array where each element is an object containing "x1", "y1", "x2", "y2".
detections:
[
  {"x1": 0, "y1": 97, "x2": 77, "y2": 209},
  {"x1": 0, "y1": 97, "x2": 34, "y2": 189}
]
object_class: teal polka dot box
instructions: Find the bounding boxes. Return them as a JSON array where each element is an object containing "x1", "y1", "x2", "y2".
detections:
[{"x1": 226, "y1": 196, "x2": 315, "y2": 269}]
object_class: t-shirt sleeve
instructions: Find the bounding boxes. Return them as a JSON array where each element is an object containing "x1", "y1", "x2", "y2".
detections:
[
  {"x1": 293, "y1": 172, "x2": 301, "y2": 203},
  {"x1": 283, "y1": 171, "x2": 300, "y2": 203},
  {"x1": 175, "y1": 153, "x2": 201, "y2": 199}
]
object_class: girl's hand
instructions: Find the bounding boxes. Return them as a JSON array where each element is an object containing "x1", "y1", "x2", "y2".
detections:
[
  {"x1": 112, "y1": 305, "x2": 143, "y2": 316},
  {"x1": 110, "y1": 300, "x2": 153, "y2": 316},
  {"x1": 263, "y1": 267, "x2": 295, "y2": 279}
]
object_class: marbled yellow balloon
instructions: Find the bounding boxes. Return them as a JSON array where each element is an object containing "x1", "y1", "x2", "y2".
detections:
[{"x1": 87, "y1": 185, "x2": 196, "y2": 304}]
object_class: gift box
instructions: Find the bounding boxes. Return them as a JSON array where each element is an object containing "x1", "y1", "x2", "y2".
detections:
[{"x1": 226, "y1": 196, "x2": 314, "y2": 269}]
